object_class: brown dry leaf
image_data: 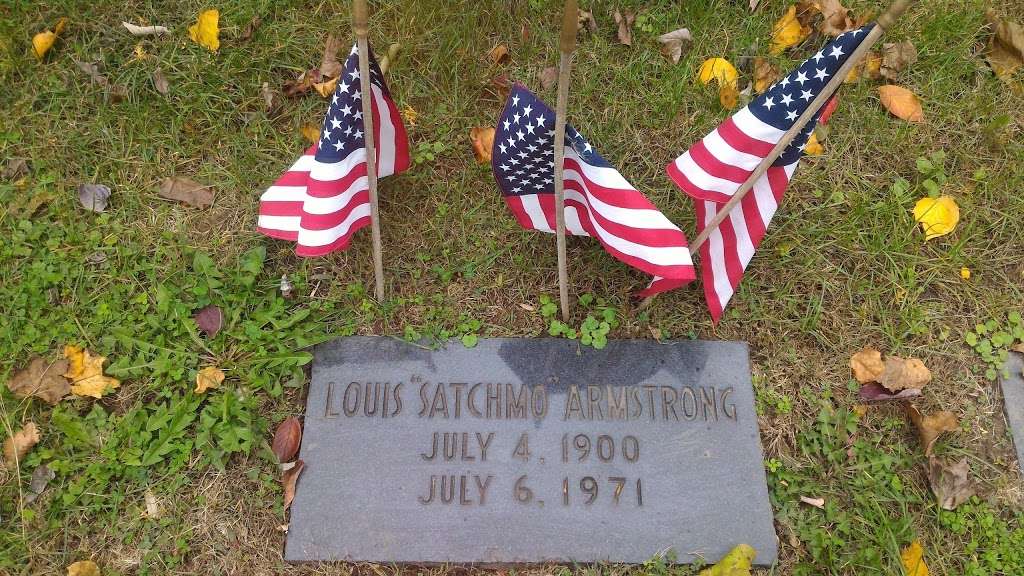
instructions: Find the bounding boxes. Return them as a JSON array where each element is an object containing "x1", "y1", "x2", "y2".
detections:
[
  {"x1": 657, "y1": 28, "x2": 693, "y2": 64},
  {"x1": 845, "y1": 51, "x2": 882, "y2": 82},
  {"x1": 261, "y1": 82, "x2": 278, "y2": 113},
  {"x1": 985, "y1": 10, "x2": 1024, "y2": 79},
  {"x1": 313, "y1": 76, "x2": 338, "y2": 98},
  {"x1": 67, "y1": 560, "x2": 101, "y2": 576},
  {"x1": 578, "y1": 10, "x2": 598, "y2": 34},
  {"x1": 194, "y1": 366, "x2": 224, "y2": 394},
  {"x1": 319, "y1": 33, "x2": 344, "y2": 79},
  {"x1": 879, "y1": 85, "x2": 924, "y2": 122},
  {"x1": 63, "y1": 345, "x2": 120, "y2": 399},
  {"x1": 858, "y1": 382, "x2": 922, "y2": 402},
  {"x1": 753, "y1": 57, "x2": 780, "y2": 93},
  {"x1": 272, "y1": 416, "x2": 303, "y2": 463},
  {"x1": 880, "y1": 41, "x2": 918, "y2": 81},
  {"x1": 283, "y1": 68, "x2": 320, "y2": 98},
  {"x1": 470, "y1": 127, "x2": 496, "y2": 163},
  {"x1": 158, "y1": 177, "x2": 214, "y2": 208},
  {"x1": 906, "y1": 404, "x2": 958, "y2": 456},
  {"x1": 143, "y1": 489, "x2": 161, "y2": 519},
  {"x1": 771, "y1": 5, "x2": 811, "y2": 54},
  {"x1": 1011, "y1": 343, "x2": 1024, "y2": 354},
  {"x1": 614, "y1": 8, "x2": 635, "y2": 46},
  {"x1": 880, "y1": 356, "x2": 931, "y2": 392},
  {"x1": 153, "y1": 68, "x2": 169, "y2": 95},
  {"x1": 850, "y1": 347, "x2": 885, "y2": 383},
  {"x1": 719, "y1": 84, "x2": 739, "y2": 110},
  {"x1": 538, "y1": 66, "x2": 557, "y2": 90},
  {"x1": 6, "y1": 357, "x2": 70, "y2": 405},
  {"x1": 122, "y1": 22, "x2": 169, "y2": 36},
  {"x1": 283, "y1": 459, "x2": 305, "y2": 510},
  {"x1": 487, "y1": 43, "x2": 510, "y2": 65},
  {"x1": 799, "y1": 495, "x2": 825, "y2": 508},
  {"x1": 239, "y1": 16, "x2": 261, "y2": 42},
  {"x1": 926, "y1": 455, "x2": 974, "y2": 510},
  {"x1": 818, "y1": 0, "x2": 856, "y2": 36},
  {"x1": 4, "y1": 158, "x2": 29, "y2": 181},
  {"x1": 3, "y1": 421, "x2": 40, "y2": 467}
]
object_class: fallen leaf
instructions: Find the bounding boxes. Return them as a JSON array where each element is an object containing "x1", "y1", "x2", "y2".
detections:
[
  {"x1": 3, "y1": 422, "x2": 40, "y2": 467},
  {"x1": 313, "y1": 76, "x2": 338, "y2": 98},
  {"x1": 578, "y1": 10, "x2": 598, "y2": 34},
  {"x1": 718, "y1": 84, "x2": 739, "y2": 109},
  {"x1": 489, "y1": 74, "x2": 511, "y2": 98},
  {"x1": 122, "y1": 22, "x2": 169, "y2": 36},
  {"x1": 300, "y1": 123, "x2": 320, "y2": 144},
  {"x1": 63, "y1": 344, "x2": 120, "y2": 399},
  {"x1": 283, "y1": 459, "x2": 305, "y2": 510},
  {"x1": 279, "y1": 274, "x2": 295, "y2": 298},
  {"x1": 487, "y1": 43, "x2": 510, "y2": 65},
  {"x1": 880, "y1": 41, "x2": 918, "y2": 81},
  {"x1": 3, "y1": 158, "x2": 28, "y2": 181},
  {"x1": 143, "y1": 489, "x2": 161, "y2": 519},
  {"x1": 261, "y1": 82, "x2": 278, "y2": 112},
  {"x1": 913, "y1": 196, "x2": 959, "y2": 240},
  {"x1": 189, "y1": 9, "x2": 220, "y2": 52},
  {"x1": 799, "y1": 495, "x2": 825, "y2": 508},
  {"x1": 850, "y1": 347, "x2": 885, "y2": 383},
  {"x1": 77, "y1": 184, "x2": 111, "y2": 213},
  {"x1": 67, "y1": 560, "x2": 101, "y2": 576},
  {"x1": 538, "y1": 66, "x2": 558, "y2": 90},
  {"x1": 906, "y1": 404, "x2": 958, "y2": 456},
  {"x1": 470, "y1": 127, "x2": 496, "y2": 163},
  {"x1": 401, "y1": 104, "x2": 418, "y2": 126},
  {"x1": 699, "y1": 543, "x2": 756, "y2": 576},
  {"x1": 272, "y1": 416, "x2": 303, "y2": 463},
  {"x1": 771, "y1": 5, "x2": 811, "y2": 55},
  {"x1": 283, "y1": 68, "x2": 319, "y2": 98},
  {"x1": 614, "y1": 9, "x2": 635, "y2": 46},
  {"x1": 845, "y1": 52, "x2": 882, "y2": 83},
  {"x1": 955, "y1": 266, "x2": 970, "y2": 280},
  {"x1": 984, "y1": 10, "x2": 1024, "y2": 79},
  {"x1": 1011, "y1": 343, "x2": 1024, "y2": 354},
  {"x1": 158, "y1": 177, "x2": 214, "y2": 208},
  {"x1": 195, "y1": 366, "x2": 225, "y2": 394},
  {"x1": 193, "y1": 305, "x2": 223, "y2": 336},
  {"x1": 6, "y1": 357, "x2": 70, "y2": 405},
  {"x1": 697, "y1": 58, "x2": 739, "y2": 89},
  {"x1": 753, "y1": 57, "x2": 780, "y2": 93},
  {"x1": 239, "y1": 15, "x2": 261, "y2": 42},
  {"x1": 153, "y1": 68, "x2": 169, "y2": 95},
  {"x1": 818, "y1": 0, "x2": 855, "y2": 36},
  {"x1": 379, "y1": 43, "x2": 401, "y2": 75},
  {"x1": 75, "y1": 60, "x2": 128, "y2": 103},
  {"x1": 926, "y1": 455, "x2": 974, "y2": 510},
  {"x1": 657, "y1": 28, "x2": 692, "y2": 64},
  {"x1": 33, "y1": 17, "x2": 68, "y2": 60},
  {"x1": 900, "y1": 540, "x2": 929, "y2": 576},
  {"x1": 131, "y1": 42, "x2": 151, "y2": 62},
  {"x1": 804, "y1": 132, "x2": 823, "y2": 155},
  {"x1": 858, "y1": 382, "x2": 922, "y2": 402},
  {"x1": 878, "y1": 85, "x2": 924, "y2": 122},
  {"x1": 880, "y1": 356, "x2": 932, "y2": 392},
  {"x1": 318, "y1": 33, "x2": 344, "y2": 80},
  {"x1": 25, "y1": 463, "x2": 55, "y2": 504},
  {"x1": 750, "y1": 0, "x2": 761, "y2": 10},
  {"x1": 818, "y1": 94, "x2": 840, "y2": 124}
]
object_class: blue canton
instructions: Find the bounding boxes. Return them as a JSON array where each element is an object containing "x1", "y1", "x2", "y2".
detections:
[
  {"x1": 494, "y1": 85, "x2": 611, "y2": 197},
  {"x1": 750, "y1": 25, "x2": 874, "y2": 166},
  {"x1": 316, "y1": 44, "x2": 387, "y2": 164}
]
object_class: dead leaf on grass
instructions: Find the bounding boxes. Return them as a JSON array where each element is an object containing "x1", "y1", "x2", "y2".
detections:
[
  {"x1": 487, "y1": 43, "x2": 510, "y2": 65},
  {"x1": 818, "y1": 0, "x2": 856, "y2": 36},
  {"x1": 578, "y1": 10, "x2": 598, "y2": 34},
  {"x1": 771, "y1": 5, "x2": 811, "y2": 54},
  {"x1": 538, "y1": 66, "x2": 557, "y2": 90},
  {"x1": 272, "y1": 416, "x2": 303, "y2": 463},
  {"x1": 25, "y1": 463, "x2": 55, "y2": 504},
  {"x1": 3, "y1": 158, "x2": 28, "y2": 181},
  {"x1": 283, "y1": 459, "x2": 305, "y2": 510},
  {"x1": 900, "y1": 540, "x2": 930, "y2": 576},
  {"x1": 188, "y1": 9, "x2": 220, "y2": 52},
  {"x1": 3, "y1": 422, "x2": 40, "y2": 467},
  {"x1": 906, "y1": 404, "x2": 958, "y2": 456},
  {"x1": 143, "y1": 489, "x2": 161, "y2": 519},
  {"x1": 881, "y1": 356, "x2": 931, "y2": 392},
  {"x1": 858, "y1": 382, "x2": 921, "y2": 402},
  {"x1": 845, "y1": 51, "x2": 882, "y2": 83},
  {"x1": 158, "y1": 177, "x2": 214, "y2": 208},
  {"x1": 6, "y1": 357, "x2": 70, "y2": 405},
  {"x1": 313, "y1": 76, "x2": 339, "y2": 98},
  {"x1": 300, "y1": 123, "x2": 320, "y2": 144},
  {"x1": 319, "y1": 33, "x2": 344, "y2": 79},
  {"x1": 913, "y1": 196, "x2": 959, "y2": 240},
  {"x1": 33, "y1": 17, "x2": 68, "y2": 60},
  {"x1": 879, "y1": 85, "x2": 924, "y2": 122},
  {"x1": 193, "y1": 304, "x2": 223, "y2": 337},
  {"x1": 926, "y1": 455, "x2": 974, "y2": 510},
  {"x1": 614, "y1": 9, "x2": 635, "y2": 46},
  {"x1": 753, "y1": 57, "x2": 780, "y2": 93},
  {"x1": 239, "y1": 16, "x2": 261, "y2": 42},
  {"x1": 77, "y1": 183, "x2": 111, "y2": 213},
  {"x1": 657, "y1": 28, "x2": 692, "y2": 64},
  {"x1": 261, "y1": 82, "x2": 278, "y2": 112},
  {"x1": 152, "y1": 68, "x2": 169, "y2": 95},
  {"x1": 984, "y1": 10, "x2": 1024, "y2": 79},
  {"x1": 880, "y1": 41, "x2": 918, "y2": 81},
  {"x1": 850, "y1": 347, "x2": 885, "y2": 383},
  {"x1": 470, "y1": 127, "x2": 496, "y2": 163},
  {"x1": 698, "y1": 543, "x2": 755, "y2": 576},
  {"x1": 1012, "y1": 343, "x2": 1024, "y2": 354},
  {"x1": 803, "y1": 131, "x2": 823, "y2": 155},
  {"x1": 122, "y1": 22, "x2": 169, "y2": 36},
  {"x1": 64, "y1": 344, "x2": 120, "y2": 399},
  {"x1": 283, "y1": 68, "x2": 319, "y2": 98},
  {"x1": 195, "y1": 366, "x2": 225, "y2": 394},
  {"x1": 799, "y1": 495, "x2": 825, "y2": 508},
  {"x1": 67, "y1": 560, "x2": 101, "y2": 576}
]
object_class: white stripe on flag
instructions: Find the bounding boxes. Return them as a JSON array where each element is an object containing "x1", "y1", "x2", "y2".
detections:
[
  {"x1": 564, "y1": 170, "x2": 680, "y2": 231},
  {"x1": 301, "y1": 176, "x2": 369, "y2": 214},
  {"x1": 564, "y1": 205, "x2": 587, "y2": 235},
  {"x1": 675, "y1": 152, "x2": 744, "y2": 196},
  {"x1": 520, "y1": 195, "x2": 553, "y2": 231},
  {"x1": 309, "y1": 148, "x2": 366, "y2": 182},
  {"x1": 258, "y1": 215, "x2": 300, "y2": 232},
  {"x1": 296, "y1": 204, "x2": 372, "y2": 247},
  {"x1": 704, "y1": 201, "x2": 734, "y2": 311},
  {"x1": 372, "y1": 85, "x2": 396, "y2": 177},
  {"x1": 703, "y1": 129, "x2": 763, "y2": 171},
  {"x1": 260, "y1": 185, "x2": 310, "y2": 202},
  {"x1": 731, "y1": 107, "x2": 787, "y2": 143}
]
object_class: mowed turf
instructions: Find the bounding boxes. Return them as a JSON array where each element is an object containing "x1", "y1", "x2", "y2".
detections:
[{"x1": 1, "y1": 0, "x2": 1024, "y2": 574}]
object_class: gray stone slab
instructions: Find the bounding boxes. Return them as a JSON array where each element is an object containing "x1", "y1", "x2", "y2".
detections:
[
  {"x1": 286, "y1": 337, "x2": 778, "y2": 566},
  {"x1": 1001, "y1": 352, "x2": 1024, "y2": 476}
]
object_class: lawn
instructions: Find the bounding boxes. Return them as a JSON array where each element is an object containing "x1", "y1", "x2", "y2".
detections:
[{"x1": 2, "y1": 0, "x2": 1024, "y2": 574}]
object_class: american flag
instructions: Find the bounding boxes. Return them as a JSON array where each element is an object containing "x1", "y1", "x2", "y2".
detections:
[
  {"x1": 257, "y1": 43, "x2": 410, "y2": 256},
  {"x1": 493, "y1": 84, "x2": 695, "y2": 295},
  {"x1": 667, "y1": 26, "x2": 873, "y2": 321}
]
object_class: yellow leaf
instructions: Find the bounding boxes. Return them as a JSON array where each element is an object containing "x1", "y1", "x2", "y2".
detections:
[
  {"x1": 770, "y1": 6, "x2": 810, "y2": 55},
  {"x1": 3, "y1": 421, "x2": 40, "y2": 467},
  {"x1": 313, "y1": 76, "x2": 338, "y2": 98},
  {"x1": 195, "y1": 366, "x2": 225, "y2": 394},
  {"x1": 470, "y1": 127, "x2": 496, "y2": 163},
  {"x1": 804, "y1": 132, "x2": 823, "y2": 155},
  {"x1": 401, "y1": 104, "x2": 418, "y2": 126},
  {"x1": 913, "y1": 196, "x2": 960, "y2": 240},
  {"x1": 879, "y1": 85, "x2": 924, "y2": 122},
  {"x1": 699, "y1": 544, "x2": 756, "y2": 576},
  {"x1": 188, "y1": 9, "x2": 220, "y2": 52},
  {"x1": 300, "y1": 123, "x2": 320, "y2": 144},
  {"x1": 67, "y1": 560, "x2": 101, "y2": 576},
  {"x1": 960, "y1": 266, "x2": 971, "y2": 280},
  {"x1": 63, "y1": 344, "x2": 120, "y2": 399},
  {"x1": 900, "y1": 540, "x2": 930, "y2": 576},
  {"x1": 718, "y1": 84, "x2": 739, "y2": 109},
  {"x1": 850, "y1": 347, "x2": 885, "y2": 383},
  {"x1": 697, "y1": 58, "x2": 738, "y2": 89},
  {"x1": 32, "y1": 31, "x2": 56, "y2": 59}
]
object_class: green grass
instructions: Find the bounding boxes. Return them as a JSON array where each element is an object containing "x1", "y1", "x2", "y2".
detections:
[{"x1": 2, "y1": 0, "x2": 1024, "y2": 574}]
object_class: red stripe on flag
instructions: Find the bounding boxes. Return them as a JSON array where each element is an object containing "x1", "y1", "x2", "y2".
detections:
[
  {"x1": 305, "y1": 162, "x2": 368, "y2": 198},
  {"x1": 688, "y1": 140, "x2": 751, "y2": 184},
  {"x1": 297, "y1": 191, "x2": 371, "y2": 231},
  {"x1": 503, "y1": 195, "x2": 537, "y2": 230},
  {"x1": 293, "y1": 215, "x2": 372, "y2": 257},
  {"x1": 258, "y1": 200, "x2": 304, "y2": 217},
  {"x1": 717, "y1": 118, "x2": 776, "y2": 157},
  {"x1": 666, "y1": 159, "x2": 734, "y2": 204}
]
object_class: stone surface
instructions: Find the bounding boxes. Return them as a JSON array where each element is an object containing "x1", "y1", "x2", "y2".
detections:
[
  {"x1": 1000, "y1": 352, "x2": 1024, "y2": 475},
  {"x1": 286, "y1": 337, "x2": 778, "y2": 565}
]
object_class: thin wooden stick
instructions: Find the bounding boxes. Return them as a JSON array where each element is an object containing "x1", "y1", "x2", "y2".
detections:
[
  {"x1": 353, "y1": 0, "x2": 385, "y2": 301},
  {"x1": 639, "y1": 0, "x2": 914, "y2": 311},
  {"x1": 553, "y1": 0, "x2": 577, "y2": 323}
]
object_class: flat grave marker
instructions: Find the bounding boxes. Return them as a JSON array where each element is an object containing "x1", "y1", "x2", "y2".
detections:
[
  {"x1": 286, "y1": 337, "x2": 778, "y2": 565},
  {"x1": 1000, "y1": 352, "x2": 1024, "y2": 476}
]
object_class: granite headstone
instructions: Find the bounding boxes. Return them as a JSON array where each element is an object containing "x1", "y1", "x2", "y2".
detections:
[
  {"x1": 286, "y1": 337, "x2": 778, "y2": 565},
  {"x1": 1000, "y1": 352, "x2": 1024, "y2": 475}
]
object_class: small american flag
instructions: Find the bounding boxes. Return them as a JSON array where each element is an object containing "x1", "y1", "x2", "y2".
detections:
[
  {"x1": 667, "y1": 26, "x2": 873, "y2": 321},
  {"x1": 257, "y1": 43, "x2": 410, "y2": 256},
  {"x1": 493, "y1": 84, "x2": 695, "y2": 295}
]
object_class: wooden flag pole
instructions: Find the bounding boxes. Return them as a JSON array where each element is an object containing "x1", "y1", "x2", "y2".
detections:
[
  {"x1": 353, "y1": 0, "x2": 385, "y2": 301},
  {"x1": 553, "y1": 0, "x2": 578, "y2": 323},
  {"x1": 639, "y1": 0, "x2": 914, "y2": 311}
]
